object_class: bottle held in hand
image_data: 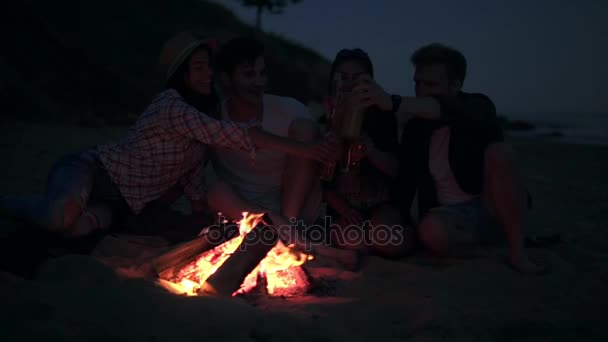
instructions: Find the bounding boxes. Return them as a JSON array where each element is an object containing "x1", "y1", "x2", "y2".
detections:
[{"x1": 339, "y1": 90, "x2": 365, "y2": 173}]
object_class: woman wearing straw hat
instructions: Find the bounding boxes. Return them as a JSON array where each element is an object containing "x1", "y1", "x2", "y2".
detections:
[{"x1": 0, "y1": 31, "x2": 338, "y2": 239}]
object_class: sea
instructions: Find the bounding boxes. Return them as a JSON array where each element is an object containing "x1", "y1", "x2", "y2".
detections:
[{"x1": 503, "y1": 112, "x2": 608, "y2": 146}]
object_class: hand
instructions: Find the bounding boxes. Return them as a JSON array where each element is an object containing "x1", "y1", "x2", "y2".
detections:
[
  {"x1": 337, "y1": 206, "x2": 364, "y2": 226},
  {"x1": 322, "y1": 96, "x2": 336, "y2": 117},
  {"x1": 300, "y1": 133, "x2": 342, "y2": 164},
  {"x1": 352, "y1": 75, "x2": 392, "y2": 112},
  {"x1": 348, "y1": 135, "x2": 375, "y2": 165}
]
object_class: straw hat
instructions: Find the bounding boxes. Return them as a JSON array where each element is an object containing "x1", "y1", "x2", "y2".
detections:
[{"x1": 158, "y1": 31, "x2": 218, "y2": 85}]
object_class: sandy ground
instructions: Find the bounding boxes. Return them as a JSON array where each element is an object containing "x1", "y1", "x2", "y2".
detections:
[{"x1": 1, "y1": 122, "x2": 607, "y2": 341}]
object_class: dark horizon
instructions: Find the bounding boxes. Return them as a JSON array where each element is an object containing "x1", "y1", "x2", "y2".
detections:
[{"x1": 214, "y1": 0, "x2": 607, "y2": 116}]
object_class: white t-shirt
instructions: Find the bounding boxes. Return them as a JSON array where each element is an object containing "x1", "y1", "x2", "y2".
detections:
[
  {"x1": 428, "y1": 126, "x2": 477, "y2": 206},
  {"x1": 211, "y1": 94, "x2": 312, "y2": 210}
]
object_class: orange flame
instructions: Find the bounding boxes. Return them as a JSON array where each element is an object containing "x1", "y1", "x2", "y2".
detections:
[{"x1": 157, "y1": 212, "x2": 312, "y2": 297}]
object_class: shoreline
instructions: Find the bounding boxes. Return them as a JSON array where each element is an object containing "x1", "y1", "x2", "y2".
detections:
[
  {"x1": 501, "y1": 112, "x2": 608, "y2": 147},
  {"x1": 507, "y1": 131, "x2": 608, "y2": 147}
]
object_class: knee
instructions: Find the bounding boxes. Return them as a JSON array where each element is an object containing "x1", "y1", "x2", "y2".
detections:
[
  {"x1": 65, "y1": 205, "x2": 113, "y2": 238},
  {"x1": 45, "y1": 197, "x2": 82, "y2": 233},
  {"x1": 368, "y1": 206, "x2": 414, "y2": 258},
  {"x1": 46, "y1": 199, "x2": 112, "y2": 238},
  {"x1": 288, "y1": 119, "x2": 319, "y2": 142},
  {"x1": 417, "y1": 214, "x2": 449, "y2": 255}
]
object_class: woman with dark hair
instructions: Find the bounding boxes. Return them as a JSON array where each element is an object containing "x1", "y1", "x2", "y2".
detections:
[
  {"x1": 0, "y1": 32, "x2": 338, "y2": 239},
  {"x1": 322, "y1": 48, "x2": 414, "y2": 258}
]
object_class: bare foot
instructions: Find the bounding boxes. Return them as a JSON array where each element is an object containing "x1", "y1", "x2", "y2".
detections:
[{"x1": 508, "y1": 254, "x2": 548, "y2": 275}]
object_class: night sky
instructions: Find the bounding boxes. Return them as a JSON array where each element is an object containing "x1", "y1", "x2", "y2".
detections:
[{"x1": 214, "y1": 0, "x2": 607, "y2": 115}]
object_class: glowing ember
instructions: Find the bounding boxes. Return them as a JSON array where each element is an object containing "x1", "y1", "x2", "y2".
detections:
[{"x1": 157, "y1": 212, "x2": 312, "y2": 297}]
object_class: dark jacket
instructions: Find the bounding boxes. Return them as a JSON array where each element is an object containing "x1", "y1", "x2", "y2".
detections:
[{"x1": 395, "y1": 92, "x2": 504, "y2": 224}]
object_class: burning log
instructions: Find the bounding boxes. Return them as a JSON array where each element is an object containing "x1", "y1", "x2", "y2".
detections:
[
  {"x1": 199, "y1": 222, "x2": 278, "y2": 296},
  {"x1": 265, "y1": 265, "x2": 310, "y2": 297},
  {"x1": 155, "y1": 212, "x2": 352, "y2": 298},
  {"x1": 262, "y1": 214, "x2": 360, "y2": 271},
  {"x1": 153, "y1": 223, "x2": 239, "y2": 279}
]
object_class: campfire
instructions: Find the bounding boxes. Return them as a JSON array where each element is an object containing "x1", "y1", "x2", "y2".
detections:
[{"x1": 155, "y1": 212, "x2": 313, "y2": 297}]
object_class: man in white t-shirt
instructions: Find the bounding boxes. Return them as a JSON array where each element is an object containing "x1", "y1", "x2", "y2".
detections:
[{"x1": 206, "y1": 37, "x2": 323, "y2": 226}]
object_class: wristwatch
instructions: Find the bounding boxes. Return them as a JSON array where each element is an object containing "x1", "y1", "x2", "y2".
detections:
[{"x1": 390, "y1": 94, "x2": 402, "y2": 114}]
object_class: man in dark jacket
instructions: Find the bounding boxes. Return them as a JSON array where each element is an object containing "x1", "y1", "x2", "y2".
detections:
[{"x1": 351, "y1": 43, "x2": 544, "y2": 274}]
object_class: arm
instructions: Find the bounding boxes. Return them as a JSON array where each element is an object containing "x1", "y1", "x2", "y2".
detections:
[
  {"x1": 366, "y1": 147, "x2": 399, "y2": 178},
  {"x1": 248, "y1": 126, "x2": 339, "y2": 164},
  {"x1": 164, "y1": 92, "x2": 337, "y2": 163},
  {"x1": 352, "y1": 75, "x2": 494, "y2": 126},
  {"x1": 249, "y1": 98, "x2": 337, "y2": 161},
  {"x1": 395, "y1": 93, "x2": 501, "y2": 130},
  {"x1": 180, "y1": 158, "x2": 209, "y2": 214},
  {"x1": 393, "y1": 96, "x2": 442, "y2": 124},
  {"x1": 248, "y1": 127, "x2": 307, "y2": 155},
  {"x1": 351, "y1": 135, "x2": 399, "y2": 178},
  {"x1": 352, "y1": 110, "x2": 400, "y2": 178},
  {"x1": 165, "y1": 94, "x2": 255, "y2": 153},
  {"x1": 323, "y1": 187, "x2": 363, "y2": 225},
  {"x1": 351, "y1": 76, "x2": 442, "y2": 123}
]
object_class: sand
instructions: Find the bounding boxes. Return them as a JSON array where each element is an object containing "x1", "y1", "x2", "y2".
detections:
[{"x1": 1, "y1": 122, "x2": 607, "y2": 341}]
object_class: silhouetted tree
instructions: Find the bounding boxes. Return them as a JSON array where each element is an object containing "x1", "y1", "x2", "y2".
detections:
[{"x1": 237, "y1": 0, "x2": 302, "y2": 31}]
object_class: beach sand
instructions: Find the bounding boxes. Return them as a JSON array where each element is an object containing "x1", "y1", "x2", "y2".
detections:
[{"x1": 1, "y1": 122, "x2": 607, "y2": 341}]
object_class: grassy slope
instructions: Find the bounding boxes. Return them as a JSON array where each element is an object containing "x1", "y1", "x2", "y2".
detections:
[{"x1": 2, "y1": 0, "x2": 330, "y2": 124}]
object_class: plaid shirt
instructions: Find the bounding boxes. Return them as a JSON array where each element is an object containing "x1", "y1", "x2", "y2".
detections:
[{"x1": 97, "y1": 89, "x2": 255, "y2": 214}]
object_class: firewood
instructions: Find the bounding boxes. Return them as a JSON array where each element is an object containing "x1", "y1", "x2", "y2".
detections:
[
  {"x1": 199, "y1": 223, "x2": 278, "y2": 297},
  {"x1": 260, "y1": 214, "x2": 360, "y2": 271},
  {"x1": 153, "y1": 224, "x2": 239, "y2": 279},
  {"x1": 265, "y1": 265, "x2": 311, "y2": 297}
]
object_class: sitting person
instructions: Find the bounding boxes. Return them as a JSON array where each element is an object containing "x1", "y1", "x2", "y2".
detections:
[
  {"x1": 206, "y1": 37, "x2": 324, "y2": 230},
  {"x1": 349, "y1": 43, "x2": 545, "y2": 274},
  {"x1": 321, "y1": 48, "x2": 414, "y2": 258},
  {"x1": 0, "y1": 32, "x2": 337, "y2": 240}
]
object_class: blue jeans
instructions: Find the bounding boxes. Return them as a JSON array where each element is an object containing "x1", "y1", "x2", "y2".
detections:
[
  {"x1": 1, "y1": 150, "x2": 129, "y2": 236},
  {"x1": 430, "y1": 198, "x2": 503, "y2": 244}
]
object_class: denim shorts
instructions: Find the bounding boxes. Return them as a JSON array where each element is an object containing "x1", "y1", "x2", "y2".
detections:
[{"x1": 430, "y1": 198, "x2": 503, "y2": 244}]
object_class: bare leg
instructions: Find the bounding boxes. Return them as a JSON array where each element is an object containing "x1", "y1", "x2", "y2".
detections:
[
  {"x1": 206, "y1": 181, "x2": 264, "y2": 222},
  {"x1": 0, "y1": 153, "x2": 110, "y2": 237},
  {"x1": 329, "y1": 218, "x2": 370, "y2": 254},
  {"x1": 205, "y1": 181, "x2": 305, "y2": 252},
  {"x1": 483, "y1": 143, "x2": 545, "y2": 274},
  {"x1": 329, "y1": 204, "x2": 413, "y2": 258},
  {"x1": 417, "y1": 208, "x2": 480, "y2": 258},
  {"x1": 281, "y1": 119, "x2": 322, "y2": 223},
  {"x1": 368, "y1": 204, "x2": 414, "y2": 258}
]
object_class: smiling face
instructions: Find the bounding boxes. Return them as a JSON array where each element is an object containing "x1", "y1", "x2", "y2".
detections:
[
  {"x1": 183, "y1": 48, "x2": 213, "y2": 96},
  {"x1": 224, "y1": 55, "x2": 268, "y2": 105}
]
